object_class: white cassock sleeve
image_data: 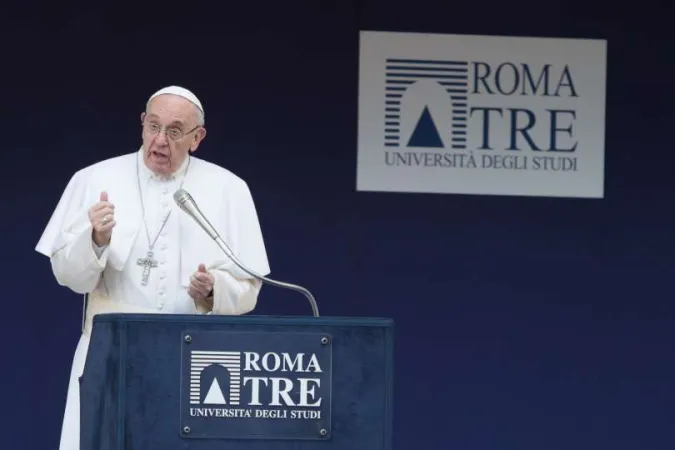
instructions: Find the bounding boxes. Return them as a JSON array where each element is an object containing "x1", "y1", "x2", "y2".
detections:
[
  {"x1": 194, "y1": 179, "x2": 270, "y2": 316},
  {"x1": 35, "y1": 169, "x2": 108, "y2": 294}
]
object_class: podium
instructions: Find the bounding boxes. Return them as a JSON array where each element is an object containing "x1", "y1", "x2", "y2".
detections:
[{"x1": 79, "y1": 313, "x2": 394, "y2": 449}]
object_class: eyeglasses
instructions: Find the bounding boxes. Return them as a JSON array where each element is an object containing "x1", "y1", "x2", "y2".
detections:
[{"x1": 143, "y1": 121, "x2": 200, "y2": 141}]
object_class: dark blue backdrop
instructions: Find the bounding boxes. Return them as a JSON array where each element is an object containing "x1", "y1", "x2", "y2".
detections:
[{"x1": 3, "y1": 2, "x2": 674, "y2": 449}]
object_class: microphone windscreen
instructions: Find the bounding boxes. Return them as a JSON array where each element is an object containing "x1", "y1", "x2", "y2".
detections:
[{"x1": 173, "y1": 188, "x2": 192, "y2": 209}]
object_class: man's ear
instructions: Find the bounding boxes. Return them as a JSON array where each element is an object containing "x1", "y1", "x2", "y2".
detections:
[
  {"x1": 140, "y1": 112, "x2": 146, "y2": 123},
  {"x1": 190, "y1": 128, "x2": 207, "y2": 153}
]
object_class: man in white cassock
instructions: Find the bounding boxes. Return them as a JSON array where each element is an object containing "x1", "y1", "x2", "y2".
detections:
[{"x1": 34, "y1": 86, "x2": 270, "y2": 450}]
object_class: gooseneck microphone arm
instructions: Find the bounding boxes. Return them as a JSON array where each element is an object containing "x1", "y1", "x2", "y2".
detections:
[{"x1": 173, "y1": 188, "x2": 319, "y2": 317}]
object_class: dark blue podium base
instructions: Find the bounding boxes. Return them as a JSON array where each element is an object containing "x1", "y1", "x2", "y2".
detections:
[{"x1": 80, "y1": 314, "x2": 394, "y2": 450}]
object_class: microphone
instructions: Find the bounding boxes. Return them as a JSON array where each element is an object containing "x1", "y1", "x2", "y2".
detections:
[{"x1": 173, "y1": 188, "x2": 320, "y2": 317}]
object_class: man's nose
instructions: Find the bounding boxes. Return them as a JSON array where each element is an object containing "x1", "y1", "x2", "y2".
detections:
[{"x1": 154, "y1": 128, "x2": 169, "y2": 145}]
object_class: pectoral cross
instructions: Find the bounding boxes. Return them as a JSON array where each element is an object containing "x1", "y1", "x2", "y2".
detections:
[{"x1": 137, "y1": 251, "x2": 158, "y2": 286}]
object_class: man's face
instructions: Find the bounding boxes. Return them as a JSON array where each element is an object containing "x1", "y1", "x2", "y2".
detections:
[{"x1": 140, "y1": 94, "x2": 206, "y2": 176}]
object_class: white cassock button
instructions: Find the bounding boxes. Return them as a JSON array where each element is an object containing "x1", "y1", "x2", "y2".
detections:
[
  {"x1": 160, "y1": 273, "x2": 166, "y2": 279},
  {"x1": 162, "y1": 201, "x2": 169, "y2": 207},
  {"x1": 163, "y1": 188, "x2": 168, "y2": 194},
  {"x1": 161, "y1": 243, "x2": 167, "y2": 250},
  {"x1": 157, "y1": 304, "x2": 164, "y2": 310}
]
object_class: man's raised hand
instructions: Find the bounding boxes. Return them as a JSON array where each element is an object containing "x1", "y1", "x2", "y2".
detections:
[
  {"x1": 189, "y1": 263, "x2": 215, "y2": 308},
  {"x1": 89, "y1": 191, "x2": 115, "y2": 247}
]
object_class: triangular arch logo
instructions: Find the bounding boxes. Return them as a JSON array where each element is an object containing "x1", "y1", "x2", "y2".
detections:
[
  {"x1": 407, "y1": 106, "x2": 444, "y2": 148},
  {"x1": 203, "y1": 378, "x2": 227, "y2": 405}
]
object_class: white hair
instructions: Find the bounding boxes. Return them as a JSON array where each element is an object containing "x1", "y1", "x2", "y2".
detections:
[{"x1": 194, "y1": 106, "x2": 205, "y2": 126}]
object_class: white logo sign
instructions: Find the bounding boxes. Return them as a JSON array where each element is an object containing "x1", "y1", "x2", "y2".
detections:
[
  {"x1": 189, "y1": 350, "x2": 323, "y2": 420},
  {"x1": 356, "y1": 30, "x2": 607, "y2": 198}
]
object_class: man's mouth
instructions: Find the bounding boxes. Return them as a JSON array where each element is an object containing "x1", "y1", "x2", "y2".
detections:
[{"x1": 150, "y1": 151, "x2": 169, "y2": 161}]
